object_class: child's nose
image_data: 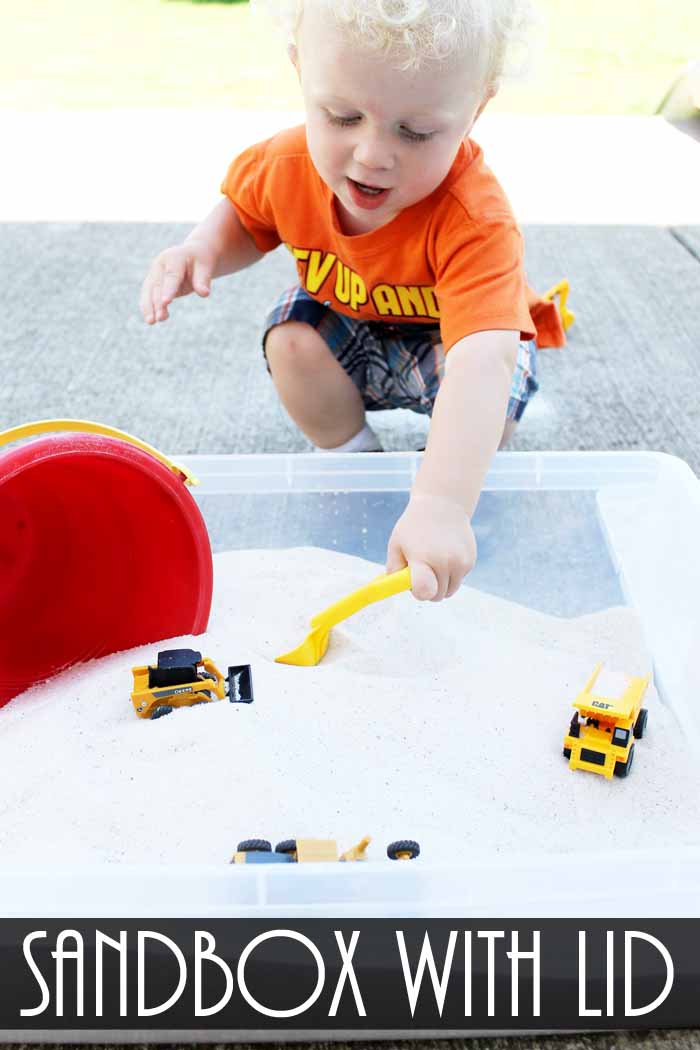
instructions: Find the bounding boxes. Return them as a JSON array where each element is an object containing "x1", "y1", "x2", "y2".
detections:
[{"x1": 352, "y1": 131, "x2": 394, "y2": 171}]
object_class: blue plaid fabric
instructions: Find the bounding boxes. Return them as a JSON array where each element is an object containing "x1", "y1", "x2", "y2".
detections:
[{"x1": 263, "y1": 284, "x2": 538, "y2": 421}]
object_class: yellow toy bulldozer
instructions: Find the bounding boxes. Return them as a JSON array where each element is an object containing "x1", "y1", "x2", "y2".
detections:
[{"x1": 131, "y1": 648, "x2": 253, "y2": 719}]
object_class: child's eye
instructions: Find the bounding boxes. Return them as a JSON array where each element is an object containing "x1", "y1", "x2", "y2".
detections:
[
  {"x1": 399, "y1": 126, "x2": 435, "y2": 143},
  {"x1": 326, "y1": 112, "x2": 361, "y2": 127}
]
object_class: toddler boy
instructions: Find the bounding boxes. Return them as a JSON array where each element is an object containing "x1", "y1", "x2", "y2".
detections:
[{"x1": 140, "y1": 0, "x2": 566, "y2": 603}]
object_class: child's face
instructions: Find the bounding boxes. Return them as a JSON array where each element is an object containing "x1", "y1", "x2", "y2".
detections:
[{"x1": 293, "y1": 5, "x2": 491, "y2": 235}]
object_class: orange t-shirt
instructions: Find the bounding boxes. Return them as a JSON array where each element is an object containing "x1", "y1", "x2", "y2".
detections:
[{"x1": 221, "y1": 125, "x2": 565, "y2": 352}]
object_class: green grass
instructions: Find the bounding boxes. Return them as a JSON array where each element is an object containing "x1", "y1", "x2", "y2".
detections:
[{"x1": 1, "y1": 0, "x2": 698, "y2": 113}]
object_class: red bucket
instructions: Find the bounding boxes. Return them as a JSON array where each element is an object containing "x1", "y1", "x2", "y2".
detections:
[{"x1": 0, "y1": 420, "x2": 213, "y2": 708}]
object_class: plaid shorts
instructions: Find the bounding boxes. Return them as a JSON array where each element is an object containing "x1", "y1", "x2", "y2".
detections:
[{"x1": 262, "y1": 285, "x2": 539, "y2": 421}]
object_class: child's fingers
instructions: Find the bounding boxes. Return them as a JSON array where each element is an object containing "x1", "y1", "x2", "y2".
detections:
[
  {"x1": 141, "y1": 261, "x2": 170, "y2": 324},
  {"x1": 384, "y1": 540, "x2": 407, "y2": 577},
  {"x1": 386, "y1": 540, "x2": 439, "y2": 602},
  {"x1": 445, "y1": 572, "x2": 464, "y2": 599},
  {"x1": 154, "y1": 256, "x2": 186, "y2": 321},
  {"x1": 149, "y1": 276, "x2": 170, "y2": 323},
  {"x1": 409, "y1": 561, "x2": 439, "y2": 602},
  {"x1": 140, "y1": 274, "x2": 162, "y2": 324},
  {"x1": 192, "y1": 259, "x2": 212, "y2": 297},
  {"x1": 151, "y1": 281, "x2": 173, "y2": 323},
  {"x1": 159, "y1": 259, "x2": 186, "y2": 306},
  {"x1": 139, "y1": 281, "x2": 155, "y2": 324}
]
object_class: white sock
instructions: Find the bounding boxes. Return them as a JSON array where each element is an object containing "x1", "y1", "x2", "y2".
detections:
[{"x1": 314, "y1": 422, "x2": 383, "y2": 453}]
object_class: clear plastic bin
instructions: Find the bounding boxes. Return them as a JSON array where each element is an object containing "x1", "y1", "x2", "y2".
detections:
[{"x1": 2, "y1": 450, "x2": 699, "y2": 921}]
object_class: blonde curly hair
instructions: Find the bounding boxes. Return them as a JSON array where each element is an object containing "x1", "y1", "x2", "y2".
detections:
[{"x1": 251, "y1": 0, "x2": 540, "y2": 90}]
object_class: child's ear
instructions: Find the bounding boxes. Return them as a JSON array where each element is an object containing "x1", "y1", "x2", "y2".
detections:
[
  {"x1": 474, "y1": 85, "x2": 498, "y2": 122},
  {"x1": 465, "y1": 85, "x2": 497, "y2": 135}
]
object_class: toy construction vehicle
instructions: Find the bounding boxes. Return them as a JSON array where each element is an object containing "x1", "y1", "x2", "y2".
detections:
[
  {"x1": 131, "y1": 648, "x2": 253, "y2": 720},
  {"x1": 563, "y1": 664, "x2": 650, "y2": 779},
  {"x1": 230, "y1": 836, "x2": 420, "y2": 864}
]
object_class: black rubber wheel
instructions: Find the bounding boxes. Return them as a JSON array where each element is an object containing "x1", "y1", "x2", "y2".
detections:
[
  {"x1": 614, "y1": 744, "x2": 635, "y2": 778},
  {"x1": 237, "y1": 839, "x2": 272, "y2": 853},
  {"x1": 634, "y1": 708, "x2": 648, "y2": 739},
  {"x1": 387, "y1": 839, "x2": 420, "y2": 860},
  {"x1": 275, "y1": 839, "x2": 298, "y2": 855},
  {"x1": 150, "y1": 705, "x2": 173, "y2": 720},
  {"x1": 563, "y1": 747, "x2": 572, "y2": 760}
]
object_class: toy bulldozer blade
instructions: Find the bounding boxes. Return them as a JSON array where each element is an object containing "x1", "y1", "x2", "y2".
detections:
[
  {"x1": 227, "y1": 664, "x2": 254, "y2": 703},
  {"x1": 275, "y1": 567, "x2": 412, "y2": 667}
]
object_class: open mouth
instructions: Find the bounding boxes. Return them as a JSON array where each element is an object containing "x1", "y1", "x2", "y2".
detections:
[
  {"x1": 352, "y1": 180, "x2": 385, "y2": 195},
  {"x1": 347, "y1": 177, "x2": 391, "y2": 210}
]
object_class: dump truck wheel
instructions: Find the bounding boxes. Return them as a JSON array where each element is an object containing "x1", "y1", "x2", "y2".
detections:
[
  {"x1": 387, "y1": 839, "x2": 420, "y2": 860},
  {"x1": 150, "y1": 705, "x2": 173, "y2": 720},
  {"x1": 237, "y1": 839, "x2": 272, "y2": 853},
  {"x1": 275, "y1": 839, "x2": 297, "y2": 855},
  {"x1": 634, "y1": 708, "x2": 648, "y2": 739},
  {"x1": 614, "y1": 744, "x2": 635, "y2": 778},
  {"x1": 563, "y1": 747, "x2": 572, "y2": 760}
]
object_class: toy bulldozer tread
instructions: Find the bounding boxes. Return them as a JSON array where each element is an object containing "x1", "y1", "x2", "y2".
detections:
[{"x1": 131, "y1": 648, "x2": 253, "y2": 719}]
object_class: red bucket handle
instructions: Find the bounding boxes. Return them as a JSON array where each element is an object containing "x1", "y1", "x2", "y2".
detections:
[{"x1": 0, "y1": 418, "x2": 198, "y2": 486}]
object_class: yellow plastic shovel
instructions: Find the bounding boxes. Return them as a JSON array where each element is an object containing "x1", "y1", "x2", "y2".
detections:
[{"x1": 275, "y1": 566, "x2": 412, "y2": 667}]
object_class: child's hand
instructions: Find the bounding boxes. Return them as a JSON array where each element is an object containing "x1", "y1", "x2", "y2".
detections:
[
  {"x1": 140, "y1": 238, "x2": 216, "y2": 324},
  {"x1": 385, "y1": 491, "x2": 477, "y2": 601}
]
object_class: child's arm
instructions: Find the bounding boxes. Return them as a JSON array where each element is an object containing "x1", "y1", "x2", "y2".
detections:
[
  {"x1": 140, "y1": 198, "x2": 263, "y2": 324},
  {"x1": 385, "y1": 330, "x2": 519, "y2": 601}
]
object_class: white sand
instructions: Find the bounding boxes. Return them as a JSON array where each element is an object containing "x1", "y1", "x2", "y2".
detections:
[{"x1": 0, "y1": 547, "x2": 695, "y2": 866}]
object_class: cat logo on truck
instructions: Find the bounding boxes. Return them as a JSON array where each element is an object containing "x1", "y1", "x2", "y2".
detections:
[{"x1": 563, "y1": 664, "x2": 650, "y2": 779}]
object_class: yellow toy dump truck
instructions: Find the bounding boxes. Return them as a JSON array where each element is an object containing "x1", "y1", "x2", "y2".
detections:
[
  {"x1": 563, "y1": 664, "x2": 650, "y2": 779},
  {"x1": 231, "y1": 836, "x2": 420, "y2": 864},
  {"x1": 131, "y1": 648, "x2": 253, "y2": 720}
]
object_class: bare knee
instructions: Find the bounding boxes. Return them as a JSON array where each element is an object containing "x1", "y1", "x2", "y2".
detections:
[
  {"x1": 265, "y1": 321, "x2": 329, "y2": 375},
  {"x1": 499, "y1": 419, "x2": 517, "y2": 449}
]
